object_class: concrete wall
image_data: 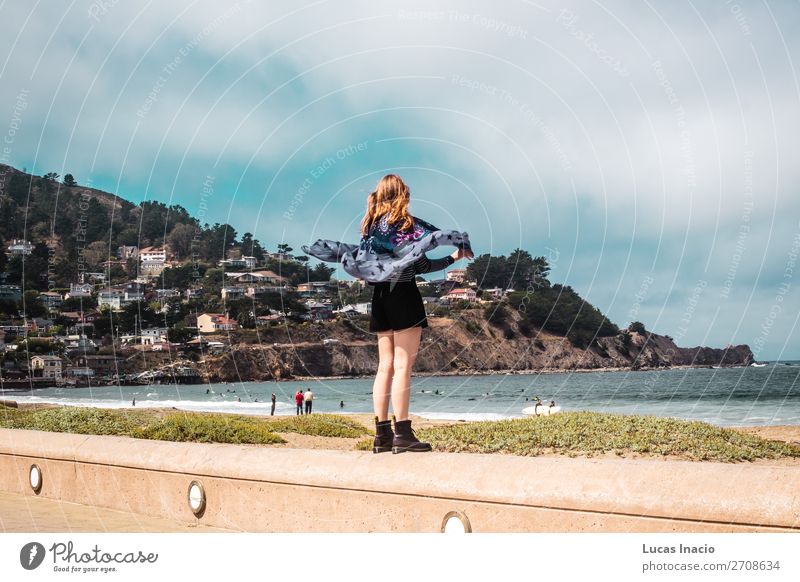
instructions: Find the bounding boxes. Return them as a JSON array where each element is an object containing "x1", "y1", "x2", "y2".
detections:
[{"x1": 1, "y1": 428, "x2": 798, "y2": 532}]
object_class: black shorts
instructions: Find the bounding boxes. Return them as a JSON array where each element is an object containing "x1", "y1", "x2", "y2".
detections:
[{"x1": 369, "y1": 281, "x2": 428, "y2": 332}]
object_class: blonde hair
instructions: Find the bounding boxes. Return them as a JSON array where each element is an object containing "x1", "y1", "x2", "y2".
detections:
[{"x1": 360, "y1": 174, "x2": 413, "y2": 236}]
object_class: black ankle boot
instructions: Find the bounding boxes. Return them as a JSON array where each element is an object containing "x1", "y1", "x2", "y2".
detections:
[
  {"x1": 392, "y1": 419, "x2": 432, "y2": 454},
  {"x1": 373, "y1": 417, "x2": 394, "y2": 454}
]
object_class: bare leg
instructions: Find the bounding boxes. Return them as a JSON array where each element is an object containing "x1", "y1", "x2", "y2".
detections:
[
  {"x1": 372, "y1": 331, "x2": 394, "y2": 421},
  {"x1": 390, "y1": 327, "x2": 422, "y2": 421}
]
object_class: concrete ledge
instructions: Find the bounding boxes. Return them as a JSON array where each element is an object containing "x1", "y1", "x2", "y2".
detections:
[{"x1": 1, "y1": 428, "x2": 798, "y2": 532}]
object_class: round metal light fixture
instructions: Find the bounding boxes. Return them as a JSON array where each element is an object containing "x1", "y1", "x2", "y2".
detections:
[
  {"x1": 29, "y1": 464, "x2": 42, "y2": 494},
  {"x1": 441, "y1": 510, "x2": 471, "y2": 533},
  {"x1": 187, "y1": 480, "x2": 206, "y2": 516}
]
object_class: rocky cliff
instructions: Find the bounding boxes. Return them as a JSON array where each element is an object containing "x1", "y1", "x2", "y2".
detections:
[{"x1": 197, "y1": 309, "x2": 753, "y2": 382}]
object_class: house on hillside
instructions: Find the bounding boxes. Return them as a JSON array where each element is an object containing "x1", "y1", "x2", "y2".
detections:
[
  {"x1": 302, "y1": 301, "x2": 333, "y2": 321},
  {"x1": 197, "y1": 313, "x2": 239, "y2": 333},
  {"x1": 141, "y1": 328, "x2": 169, "y2": 345},
  {"x1": 446, "y1": 268, "x2": 467, "y2": 283},
  {"x1": 40, "y1": 291, "x2": 64, "y2": 311},
  {"x1": 219, "y1": 256, "x2": 257, "y2": 270},
  {"x1": 66, "y1": 283, "x2": 93, "y2": 299},
  {"x1": 0, "y1": 285, "x2": 22, "y2": 302},
  {"x1": 71, "y1": 355, "x2": 124, "y2": 377},
  {"x1": 221, "y1": 286, "x2": 246, "y2": 301},
  {"x1": 139, "y1": 246, "x2": 168, "y2": 276},
  {"x1": 296, "y1": 281, "x2": 330, "y2": 297},
  {"x1": 334, "y1": 302, "x2": 371, "y2": 316},
  {"x1": 441, "y1": 288, "x2": 479, "y2": 303},
  {"x1": 6, "y1": 239, "x2": 32, "y2": 256},
  {"x1": 30, "y1": 355, "x2": 62, "y2": 379}
]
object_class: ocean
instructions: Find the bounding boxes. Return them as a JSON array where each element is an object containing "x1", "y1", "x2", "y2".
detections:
[{"x1": 2, "y1": 362, "x2": 798, "y2": 427}]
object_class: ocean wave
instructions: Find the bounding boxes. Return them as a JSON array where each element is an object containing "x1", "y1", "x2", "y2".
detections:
[{"x1": 415, "y1": 412, "x2": 517, "y2": 422}]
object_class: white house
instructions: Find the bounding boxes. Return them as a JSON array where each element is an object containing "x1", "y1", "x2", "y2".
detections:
[
  {"x1": 219, "y1": 256, "x2": 257, "y2": 270},
  {"x1": 86, "y1": 272, "x2": 107, "y2": 284},
  {"x1": 97, "y1": 284, "x2": 145, "y2": 310},
  {"x1": 185, "y1": 288, "x2": 203, "y2": 300},
  {"x1": 197, "y1": 313, "x2": 239, "y2": 333},
  {"x1": 141, "y1": 328, "x2": 169, "y2": 345},
  {"x1": 139, "y1": 246, "x2": 166, "y2": 264},
  {"x1": 139, "y1": 247, "x2": 167, "y2": 276},
  {"x1": 446, "y1": 268, "x2": 467, "y2": 283},
  {"x1": 155, "y1": 288, "x2": 180, "y2": 299},
  {"x1": 221, "y1": 286, "x2": 247, "y2": 301},
  {"x1": 482, "y1": 288, "x2": 506, "y2": 300},
  {"x1": 6, "y1": 239, "x2": 32, "y2": 256},
  {"x1": 30, "y1": 355, "x2": 62, "y2": 379},
  {"x1": 67, "y1": 283, "x2": 93, "y2": 299},
  {"x1": 97, "y1": 289, "x2": 125, "y2": 310},
  {"x1": 334, "y1": 302, "x2": 372, "y2": 315},
  {"x1": 442, "y1": 288, "x2": 479, "y2": 303}
]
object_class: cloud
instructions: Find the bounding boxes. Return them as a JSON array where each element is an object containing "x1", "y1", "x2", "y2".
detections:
[{"x1": 0, "y1": 0, "x2": 798, "y2": 357}]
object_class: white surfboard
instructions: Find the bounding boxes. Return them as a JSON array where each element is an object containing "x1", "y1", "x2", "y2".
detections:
[{"x1": 522, "y1": 405, "x2": 561, "y2": 416}]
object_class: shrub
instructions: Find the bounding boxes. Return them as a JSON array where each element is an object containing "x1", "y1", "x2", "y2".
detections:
[
  {"x1": 266, "y1": 414, "x2": 369, "y2": 438},
  {"x1": 414, "y1": 412, "x2": 800, "y2": 462},
  {"x1": 465, "y1": 321, "x2": 483, "y2": 336},
  {"x1": 483, "y1": 303, "x2": 508, "y2": 326},
  {"x1": 629, "y1": 321, "x2": 646, "y2": 334},
  {"x1": 135, "y1": 413, "x2": 284, "y2": 444}
]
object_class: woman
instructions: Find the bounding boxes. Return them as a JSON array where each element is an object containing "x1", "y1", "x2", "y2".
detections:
[{"x1": 303, "y1": 174, "x2": 473, "y2": 453}]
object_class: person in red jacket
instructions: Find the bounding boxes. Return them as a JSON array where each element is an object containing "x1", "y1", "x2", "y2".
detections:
[{"x1": 295, "y1": 390, "x2": 304, "y2": 415}]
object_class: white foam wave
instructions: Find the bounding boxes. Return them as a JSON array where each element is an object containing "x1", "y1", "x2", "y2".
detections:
[{"x1": 415, "y1": 411, "x2": 516, "y2": 422}]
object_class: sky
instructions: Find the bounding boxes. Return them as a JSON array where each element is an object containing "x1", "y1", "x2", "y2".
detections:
[{"x1": 0, "y1": 0, "x2": 798, "y2": 359}]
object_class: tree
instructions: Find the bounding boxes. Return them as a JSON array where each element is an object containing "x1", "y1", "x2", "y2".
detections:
[
  {"x1": 0, "y1": 235, "x2": 7, "y2": 273},
  {"x1": 629, "y1": 321, "x2": 646, "y2": 334},
  {"x1": 83, "y1": 241, "x2": 110, "y2": 269},
  {"x1": 168, "y1": 324, "x2": 195, "y2": 343},
  {"x1": 167, "y1": 223, "x2": 196, "y2": 260},
  {"x1": 160, "y1": 263, "x2": 200, "y2": 290},
  {"x1": 201, "y1": 223, "x2": 238, "y2": 262},
  {"x1": 465, "y1": 253, "x2": 507, "y2": 289},
  {"x1": 240, "y1": 232, "x2": 265, "y2": 261},
  {"x1": 22, "y1": 290, "x2": 47, "y2": 318},
  {"x1": 308, "y1": 262, "x2": 334, "y2": 282},
  {"x1": 117, "y1": 301, "x2": 159, "y2": 334},
  {"x1": 64, "y1": 174, "x2": 77, "y2": 187}
]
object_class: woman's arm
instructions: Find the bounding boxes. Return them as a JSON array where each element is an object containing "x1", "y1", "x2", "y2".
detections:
[{"x1": 413, "y1": 254, "x2": 455, "y2": 274}]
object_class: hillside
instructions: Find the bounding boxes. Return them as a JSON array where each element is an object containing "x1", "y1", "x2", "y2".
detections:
[
  {"x1": 194, "y1": 309, "x2": 753, "y2": 382},
  {"x1": 0, "y1": 162, "x2": 754, "y2": 381}
]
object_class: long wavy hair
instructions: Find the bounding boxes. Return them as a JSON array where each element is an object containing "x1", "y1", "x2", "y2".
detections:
[{"x1": 360, "y1": 174, "x2": 414, "y2": 236}]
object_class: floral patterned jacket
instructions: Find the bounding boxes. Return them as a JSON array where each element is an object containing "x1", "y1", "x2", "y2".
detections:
[{"x1": 301, "y1": 214, "x2": 472, "y2": 283}]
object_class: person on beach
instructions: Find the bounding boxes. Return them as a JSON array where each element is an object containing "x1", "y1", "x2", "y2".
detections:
[
  {"x1": 295, "y1": 390, "x2": 304, "y2": 415},
  {"x1": 271, "y1": 393, "x2": 276, "y2": 416},
  {"x1": 303, "y1": 174, "x2": 473, "y2": 453},
  {"x1": 304, "y1": 388, "x2": 314, "y2": 414}
]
